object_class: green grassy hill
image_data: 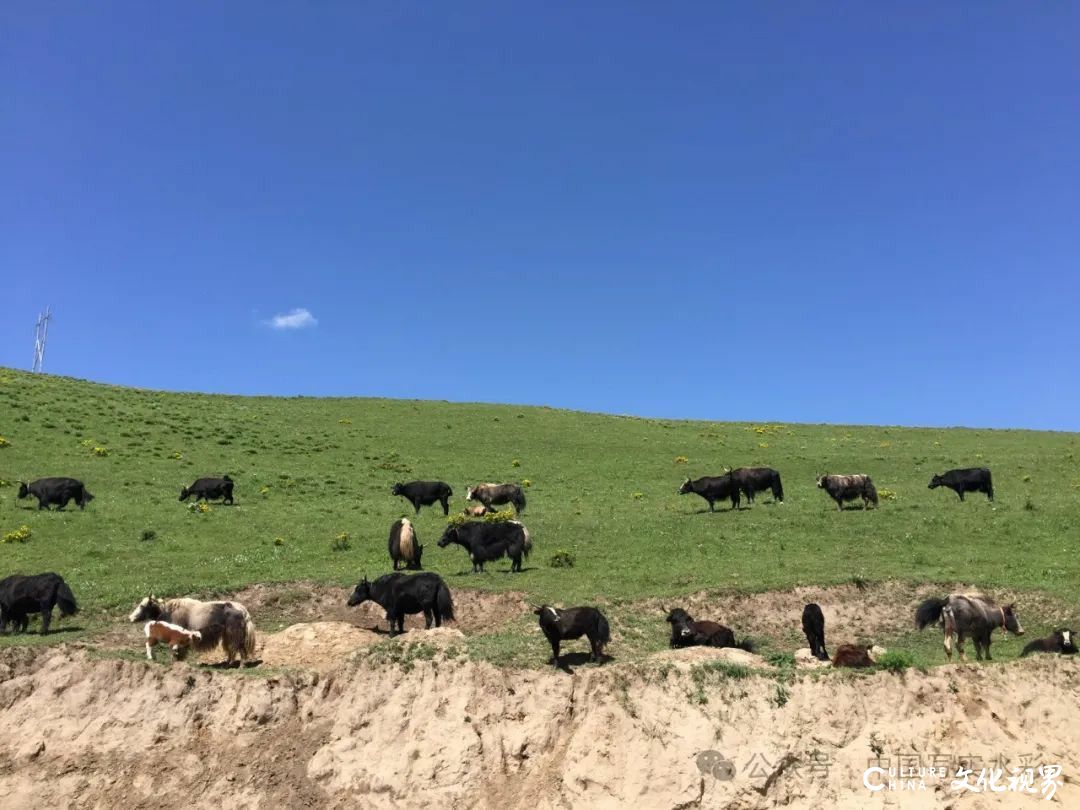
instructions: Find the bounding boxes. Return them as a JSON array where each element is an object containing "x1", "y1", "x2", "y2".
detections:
[{"x1": 1, "y1": 368, "x2": 1077, "y2": 664}]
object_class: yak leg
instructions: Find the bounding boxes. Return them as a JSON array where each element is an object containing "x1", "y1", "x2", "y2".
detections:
[
  {"x1": 957, "y1": 489, "x2": 965, "y2": 502},
  {"x1": 440, "y1": 497, "x2": 449, "y2": 516},
  {"x1": 146, "y1": 641, "x2": 155, "y2": 660},
  {"x1": 708, "y1": 499, "x2": 715, "y2": 512},
  {"x1": 589, "y1": 633, "x2": 602, "y2": 662},
  {"x1": 550, "y1": 637, "x2": 561, "y2": 667},
  {"x1": 955, "y1": 633, "x2": 966, "y2": 661},
  {"x1": 39, "y1": 603, "x2": 52, "y2": 634},
  {"x1": 423, "y1": 609, "x2": 433, "y2": 629},
  {"x1": 986, "y1": 486, "x2": 994, "y2": 502}
]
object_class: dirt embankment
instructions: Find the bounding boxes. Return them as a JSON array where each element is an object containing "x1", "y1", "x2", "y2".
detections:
[{"x1": 2, "y1": 633, "x2": 1079, "y2": 809}]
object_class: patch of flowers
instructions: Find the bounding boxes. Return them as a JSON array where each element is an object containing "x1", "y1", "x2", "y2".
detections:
[
  {"x1": 674, "y1": 456, "x2": 689, "y2": 465},
  {"x1": 188, "y1": 502, "x2": 212, "y2": 514},
  {"x1": 0, "y1": 436, "x2": 10, "y2": 449},
  {"x1": 331, "y1": 532, "x2": 350, "y2": 552},
  {"x1": 2, "y1": 525, "x2": 31, "y2": 544},
  {"x1": 877, "y1": 488, "x2": 898, "y2": 501}
]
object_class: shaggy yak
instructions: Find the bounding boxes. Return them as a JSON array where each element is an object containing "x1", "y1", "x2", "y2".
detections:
[
  {"x1": 665, "y1": 608, "x2": 754, "y2": 651},
  {"x1": 916, "y1": 593, "x2": 1023, "y2": 661},
  {"x1": 534, "y1": 605, "x2": 610, "y2": 668},
  {"x1": 731, "y1": 467, "x2": 784, "y2": 505},
  {"x1": 816, "y1": 474, "x2": 879, "y2": 510},
  {"x1": 802, "y1": 603, "x2": 829, "y2": 661},
  {"x1": 391, "y1": 481, "x2": 453, "y2": 516},
  {"x1": 677, "y1": 473, "x2": 740, "y2": 512},
  {"x1": 347, "y1": 573, "x2": 454, "y2": 635},
  {"x1": 17, "y1": 478, "x2": 94, "y2": 511},
  {"x1": 0, "y1": 573, "x2": 79, "y2": 634},
  {"x1": 388, "y1": 518, "x2": 423, "y2": 570},
  {"x1": 438, "y1": 520, "x2": 532, "y2": 573},
  {"x1": 129, "y1": 596, "x2": 256, "y2": 666},
  {"x1": 144, "y1": 620, "x2": 203, "y2": 661},
  {"x1": 465, "y1": 483, "x2": 527, "y2": 514},
  {"x1": 179, "y1": 476, "x2": 234, "y2": 504},
  {"x1": 1020, "y1": 629, "x2": 1078, "y2": 657}
]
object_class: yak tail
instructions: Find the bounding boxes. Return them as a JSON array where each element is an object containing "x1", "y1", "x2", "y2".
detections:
[
  {"x1": 228, "y1": 614, "x2": 257, "y2": 659},
  {"x1": 223, "y1": 475, "x2": 233, "y2": 482},
  {"x1": 516, "y1": 491, "x2": 527, "y2": 513},
  {"x1": 597, "y1": 613, "x2": 611, "y2": 645},
  {"x1": 521, "y1": 525, "x2": 532, "y2": 556},
  {"x1": 866, "y1": 479, "x2": 879, "y2": 506},
  {"x1": 57, "y1": 581, "x2": 79, "y2": 617},
  {"x1": 915, "y1": 597, "x2": 948, "y2": 630},
  {"x1": 437, "y1": 582, "x2": 455, "y2": 621},
  {"x1": 735, "y1": 637, "x2": 755, "y2": 653},
  {"x1": 773, "y1": 475, "x2": 784, "y2": 501}
]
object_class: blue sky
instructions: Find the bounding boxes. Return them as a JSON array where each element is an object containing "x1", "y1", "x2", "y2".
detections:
[{"x1": 4, "y1": 4, "x2": 1078, "y2": 430}]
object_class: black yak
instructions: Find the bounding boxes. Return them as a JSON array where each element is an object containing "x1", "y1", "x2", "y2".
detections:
[
  {"x1": 928, "y1": 468, "x2": 993, "y2": 502},
  {"x1": 802, "y1": 603, "x2": 829, "y2": 661},
  {"x1": 437, "y1": 520, "x2": 532, "y2": 573},
  {"x1": 816, "y1": 474, "x2": 879, "y2": 510},
  {"x1": 1020, "y1": 629, "x2": 1078, "y2": 657},
  {"x1": 731, "y1": 467, "x2": 784, "y2": 505},
  {"x1": 0, "y1": 573, "x2": 79, "y2": 634},
  {"x1": 388, "y1": 518, "x2": 423, "y2": 570},
  {"x1": 465, "y1": 483, "x2": 526, "y2": 514},
  {"x1": 665, "y1": 608, "x2": 754, "y2": 651},
  {"x1": 347, "y1": 573, "x2": 454, "y2": 635},
  {"x1": 391, "y1": 481, "x2": 453, "y2": 515},
  {"x1": 129, "y1": 596, "x2": 256, "y2": 666},
  {"x1": 179, "y1": 476, "x2": 234, "y2": 504},
  {"x1": 677, "y1": 473, "x2": 740, "y2": 512},
  {"x1": 534, "y1": 605, "x2": 610, "y2": 668},
  {"x1": 17, "y1": 478, "x2": 94, "y2": 511}
]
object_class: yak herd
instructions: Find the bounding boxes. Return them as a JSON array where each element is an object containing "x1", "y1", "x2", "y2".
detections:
[{"x1": 2, "y1": 462, "x2": 1076, "y2": 671}]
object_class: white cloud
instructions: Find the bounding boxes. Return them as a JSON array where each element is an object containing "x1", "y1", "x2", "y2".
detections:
[{"x1": 267, "y1": 308, "x2": 318, "y2": 330}]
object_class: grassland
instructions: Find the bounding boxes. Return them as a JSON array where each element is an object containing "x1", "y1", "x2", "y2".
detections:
[{"x1": 1, "y1": 367, "x2": 1078, "y2": 666}]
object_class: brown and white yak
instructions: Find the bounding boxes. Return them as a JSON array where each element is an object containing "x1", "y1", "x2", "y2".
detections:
[
  {"x1": 144, "y1": 620, "x2": 202, "y2": 661},
  {"x1": 129, "y1": 595, "x2": 256, "y2": 666}
]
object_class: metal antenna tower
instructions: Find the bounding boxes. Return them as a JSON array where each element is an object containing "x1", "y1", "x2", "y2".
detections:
[{"x1": 32, "y1": 307, "x2": 52, "y2": 373}]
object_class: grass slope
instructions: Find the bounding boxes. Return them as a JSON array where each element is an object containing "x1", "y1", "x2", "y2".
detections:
[{"x1": 1, "y1": 368, "x2": 1078, "y2": 665}]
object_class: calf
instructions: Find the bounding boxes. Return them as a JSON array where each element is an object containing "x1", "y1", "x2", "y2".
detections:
[
  {"x1": 0, "y1": 573, "x2": 79, "y2": 634},
  {"x1": 677, "y1": 473, "x2": 740, "y2": 512},
  {"x1": 144, "y1": 620, "x2": 203, "y2": 661},
  {"x1": 1020, "y1": 629, "x2": 1078, "y2": 657},
  {"x1": 817, "y1": 474, "x2": 879, "y2": 510},
  {"x1": 388, "y1": 517, "x2": 423, "y2": 570},
  {"x1": 534, "y1": 605, "x2": 610, "y2": 668},
  {"x1": 462, "y1": 506, "x2": 487, "y2": 517},
  {"x1": 392, "y1": 481, "x2": 453, "y2": 515},
  {"x1": 347, "y1": 573, "x2": 454, "y2": 635},
  {"x1": 802, "y1": 603, "x2": 829, "y2": 661},
  {"x1": 832, "y1": 643, "x2": 876, "y2": 668},
  {"x1": 928, "y1": 467, "x2": 993, "y2": 502},
  {"x1": 179, "y1": 476, "x2": 234, "y2": 504},
  {"x1": 731, "y1": 467, "x2": 784, "y2": 505},
  {"x1": 466, "y1": 483, "x2": 526, "y2": 514},
  {"x1": 17, "y1": 478, "x2": 94, "y2": 511},
  {"x1": 665, "y1": 607, "x2": 753, "y2": 651},
  {"x1": 438, "y1": 520, "x2": 532, "y2": 572}
]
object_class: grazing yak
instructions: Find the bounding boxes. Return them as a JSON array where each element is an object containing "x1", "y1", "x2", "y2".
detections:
[
  {"x1": 928, "y1": 467, "x2": 993, "y2": 502},
  {"x1": 0, "y1": 573, "x2": 79, "y2": 634},
  {"x1": 1020, "y1": 629, "x2": 1078, "y2": 658},
  {"x1": 678, "y1": 473, "x2": 740, "y2": 512},
  {"x1": 392, "y1": 481, "x2": 453, "y2": 516},
  {"x1": 665, "y1": 608, "x2": 754, "y2": 651},
  {"x1": 534, "y1": 605, "x2": 610, "y2": 668},
  {"x1": 144, "y1": 620, "x2": 203, "y2": 661},
  {"x1": 816, "y1": 474, "x2": 879, "y2": 510},
  {"x1": 802, "y1": 603, "x2": 829, "y2": 661},
  {"x1": 466, "y1": 482, "x2": 526, "y2": 514},
  {"x1": 731, "y1": 467, "x2": 784, "y2": 505},
  {"x1": 347, "y1": 573, "x2": 454, "y2": 635},
  {"x1": 129, "y1": 596, "x2": 256, "y2": 666},
  {"x1": 17, "y1": 478, "x2": 94, "y2": 511},
  {"x1": 832, "y1": 644, "x2": 876, "y2": 668},
  {"x1": 179, "y1": 476, "x2": 234, "y2": 504},
  {"x1": 388, "y1": 518, "x2": 423, "y2": 570},
  {"x1": 438, "y1": 520, "x2": 532, "y2": 573}
]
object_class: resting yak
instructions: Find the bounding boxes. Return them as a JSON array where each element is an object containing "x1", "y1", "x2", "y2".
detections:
[
  {"x1": 129, "y1": 595, "x2": 256, "y2": 666},
  {"x1": 0, "y1": 573, "x2": 79, "y2": 634},
  {"x1": 678, "y1": 473, "x2": 740, "y2": 512},
  {"x1": 1020, "y1": 629, "x2": 1078, "y2": 657},
  {"x1": 392, "y1": 481, "x2": 453, "y2": 515},
  {"x1": 347, "y1": 573, "x2": 454, "y2": 635},
  {"x1": 665, "y1": 608, "x2": 754, "y2": 651},
  {"x1": 816, "y1": 474, "x2": 879, "y2": 510},
  {"x1": 465, "y1": 483, "x2": 526, "y2": 514},
  {"x1": 438, "y1": 520, "x2": 532, "y2": 573},
  {"x1": 534, "y1": 605, "x2": 610, "y2": 668},
  {"x1": 179, "y1": 476, "x2": 234, "y2": 504},
  {"x1": 17, "y1": 478, "x2": 94, "y2": 511},
  {"x1": 832, "y1": 644, "x2": 876, "y2": 668},
  {"x1": 388, "y1": 517, "x2": 423, "y2": 570},
  {"x1": 731, "y1": 467, "x2": 784, "y2": 505},
  {"x1": 929, "y1": 468, "x2": 994, "y2": 502}
]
